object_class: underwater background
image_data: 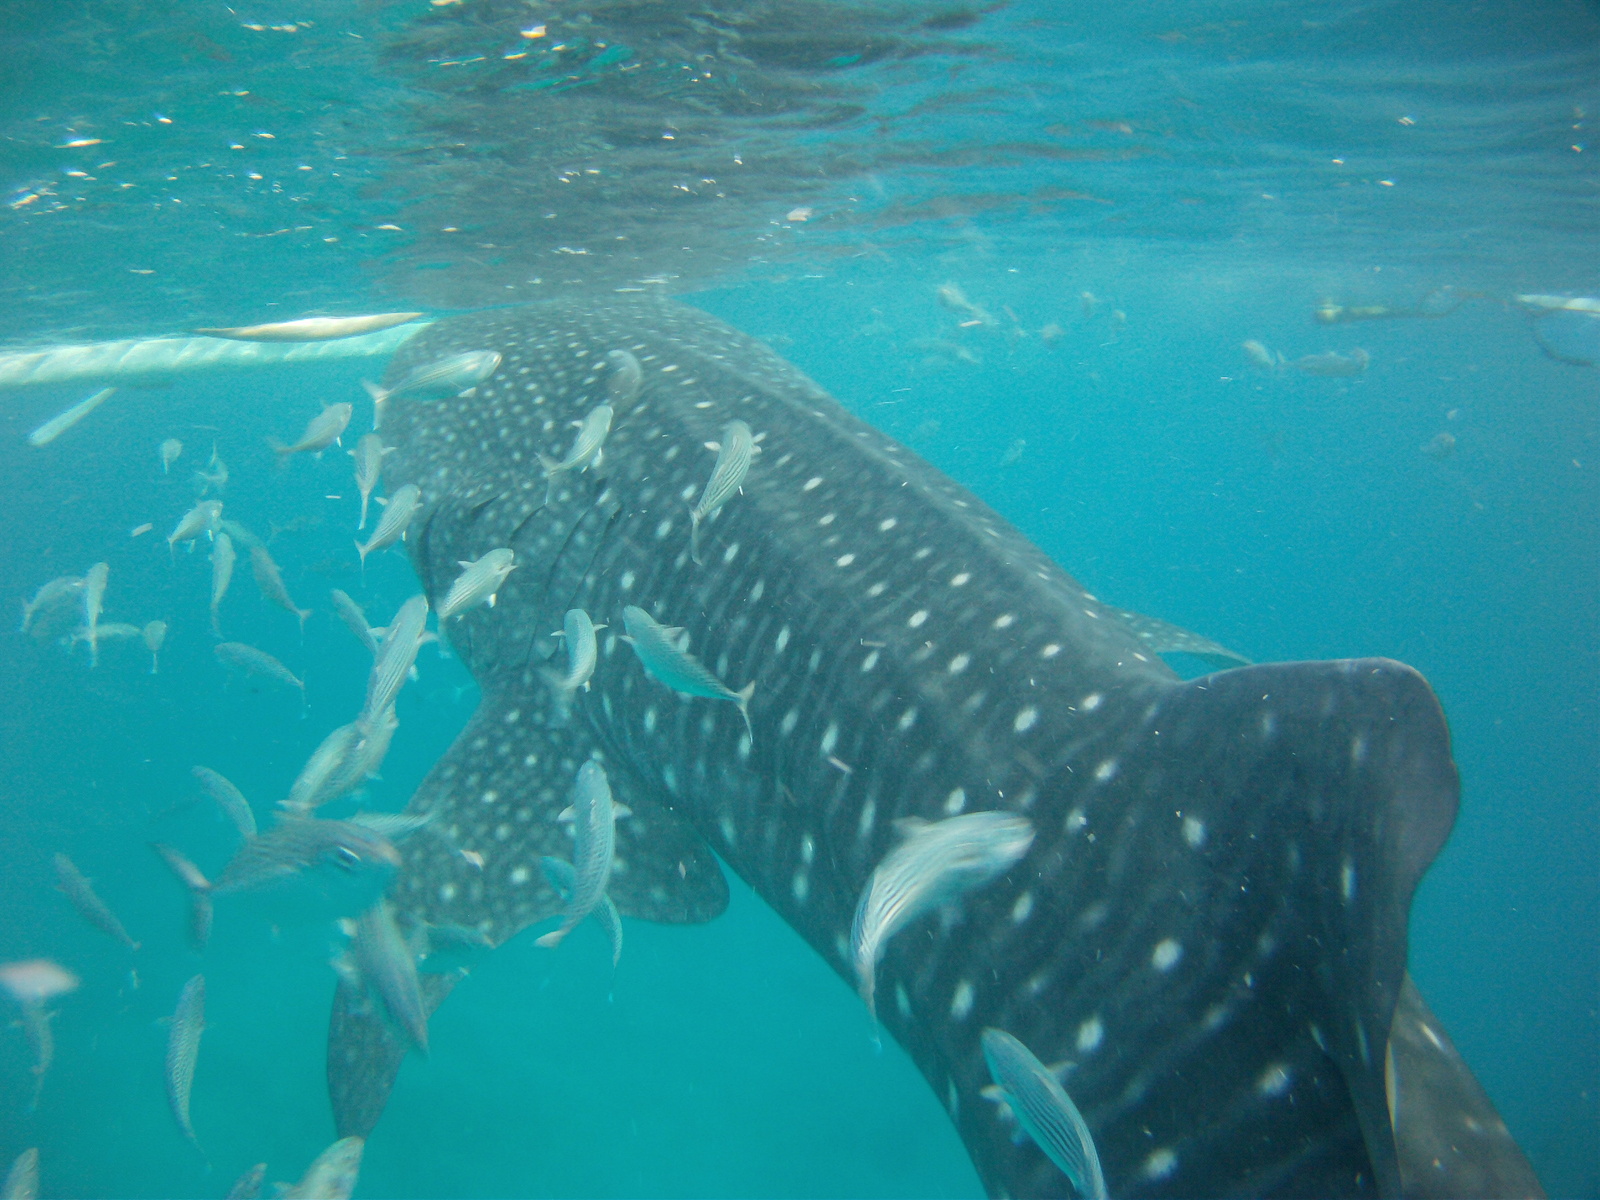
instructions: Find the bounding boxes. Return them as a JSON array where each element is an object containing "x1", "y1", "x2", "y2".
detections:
[{"x1": 0, "y1": 1, "x2": 1595, "y2": 1197}]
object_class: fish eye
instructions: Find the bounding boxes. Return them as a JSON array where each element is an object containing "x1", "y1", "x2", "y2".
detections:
[{"x1": 333, "y1": 845, "x2": 362, "y2": 872}]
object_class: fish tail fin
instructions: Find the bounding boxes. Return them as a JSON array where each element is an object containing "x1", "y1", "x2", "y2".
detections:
[
  {"x1": 689, "y1": 507, "x2": 703, "y2": 565},
  {"x1": 151, "y1": 843, "x2": 213, "y2": 950},
  {"x1": 537, "y1": 454, "x2": 560, "y2": 506},
  {"x1": 735, "y1": 680, "x2": 755, "y2": 744},
  {"x1": 535, "y1": 925, "x2": 571, "y2": 949},
  {"x1": 209, "y1": 606, "x2": 222, "y2": 639},
  {"x1": 361, "y1": 379, "x2": 389, "y2": 429},
  {"x1": 355, "y1": 539, "x2": 368, "y2": 582},
  {"x1": 296, "y1": 607, "x2": 311, "y2": 636},
  {"x1": 357, "y1": 496, "x2": 369, "y2": 532}
]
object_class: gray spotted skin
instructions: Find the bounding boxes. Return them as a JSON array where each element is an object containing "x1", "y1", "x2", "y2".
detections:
[{"x1": 335, "y1": 298, "x2": 1541, "y2": 1199}]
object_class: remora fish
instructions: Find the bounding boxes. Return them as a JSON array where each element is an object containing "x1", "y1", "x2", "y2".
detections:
[
  {"x1": 536, "y1": 761, "x2": 629, "y2": 950},
  {"x1": 981, "y1": 1027, "x2": 1106, "y2": 1200},
  {"x1": 209, "y1": 531, "x2": 236, "y2": 635},
  {"x1": 541, "y1": 608, "x2": 603, "y2": 707},
  {"x1": 350, "y1": 433, "x2": 391, "y2": 530},
  {"x1": 280, "y1": 1136, "x2": 365, "y2": 1200},
  {"x1": 361, "y1": 349, "x2": 501, "y2": 429},
  {"x1": 53, "y1": 852, "x2": 140, "y2": 950},
  {"x1": 850, "y1": 813, "x2": 1035, "y2": 1017},
  {"x1": 355, "y1": 483, "x2": 420, "y2": 572},
  {"x1": 165, "y1": 974, "x2": 206, "y2": 1158},
  {"x1": 27, "y1": 387, "x2": 115, "y2": 446},
  {"x1": 323, "y1": 300, "x2": 1541, "y2": 1199},
  {"x1": 436, "y1": 548, "x2": 516, "y2": 620},
  {"x1": 621, "y1": 605, "x2": 753, "y2": 741},
  {"x1": 195, "y1": 312, "x2": 424, "y2": 342},
  {"x1": 537, "y1": 403, "x2": 612, "y2": 506},
  {"x1": 248, "y1": 544, "x2": 311, "y2": 632},
  {"x1": 193, "y1": 766, "x2": 257, "y2": 839},
  {"x1": 215, "y1": 641, "x2": 305, "y2": 696},
  {"x1": 276, "y1": 403, "x2": 353, "y2": 461},
  {"x1": 689, "y1": 419, "x2": 755, "y2": 565}
]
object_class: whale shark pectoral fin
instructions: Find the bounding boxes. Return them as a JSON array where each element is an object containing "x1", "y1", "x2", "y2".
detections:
[
  {"x1": 1105, "y1": 604, "x2": 1253, "y2": 669},
  {"x1": 1387, "y1": 974, "x2": 1545, "y2": 1199},
  {"x1": 1144, "y1": 657, "x2": 1458, "y2": 1198},
  {"x1": 328, "y1": 972, "x2": 456, "y2": 1140}
]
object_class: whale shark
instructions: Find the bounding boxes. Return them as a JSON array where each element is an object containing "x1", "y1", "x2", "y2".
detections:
[{"x1": 326, "y1": 297, "x2": 1542, "y2": 1198}]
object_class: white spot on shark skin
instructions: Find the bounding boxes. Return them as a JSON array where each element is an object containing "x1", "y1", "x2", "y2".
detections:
[
  {"x1": 896, "y1": 983, "x2": 911, "y2": 1018},
  {"x1": 908, "y1": 609, "x2": 928, "y2": 628},
  {"x1": 1151, "y1": 939, "x2": 1183, "y2": 971},
  {"x1": 775, "y1": 626, "x2": 790, "y2": 653},
  {"x1": 821, "y1": 723, "x2": 839, "y2": 755},
  {"x1": 944, "y1": 787, "x2": 966, "y2": 814},
  {"x1": 509, "y1": 865, "x2": 531, "y2": 885},
  {"x1": 1094, "y1": 759, "x2": 1118, "y2": 783},
  {"x1": 950, "y1": 980, "x2": 974, "y2": 1020},
  {"x1": 1011, "y1": 891, "x2": 1033, "y2": 923},
  {"x1": 792, "y1": 872, "x2": 809, "y2": 902},
  {"x1": 719, "y1": 815, "x2": 737, "y2": 846},
  {"x1": 897, "y1": 708, "x2": 917, "y2": 732},
  {"x1": 800, "y1": 835, "x2": 815, "y2": 865},
  {"x1": 803, "y1": 476, "x2": 823, "y2": 491},
  {"x1": 836, "y1": 553, "x2": 855, "y2": 567},
  {"x1": 1040, "y1": 643, "x2": 1062, "y2": 658},
  {"x1": 1080, "y1": 692, "x2": 1103, "y2": 712},
  {"x1": 1260, "y1": 712, "x2": 1277, "y2": 737},
  {"x1": 993, "y1": 613, "x2": 1015, "y2": 629},
  {"x1": 914, "y1": 547, "x2": 932, "y2": 560},
  {"x1": 1066, "y1": 807, "x2": 1087, "y2": 834},
  {"x1": 1258, "y1": 1063, "x2": 1293, "y2": 1096},
  {"x1": 643, "y1": 707, "x2": 657, "y2": 733},
  {"x1": 950, "y1": 572, "x2": 970, "y2": 587},
  {"x1": 1183, "y1": 816, "x2": 1206, "y2": 847},
  {"x1": 1351, "y1": 734, "x2": 1368, "y2": 764},
  {"x1": 1419, "y1": 1021, "x2": 1445, "y2": 1052},
  {"x1": 818, "y1": 512, "x2": 836, "y2": 526},
  {"x1": 1341, "y1": 859, "x2": 1356, "y2": 903},
  {"x1": 655, "y1": 518, "x2": 674, "y2": 539},
  {"x1": 1077, "y1": 1016, "x2": 1104, "y2": 1052},
  {"x1": 948, "y1": 653, "x2": 970, "y2": 675},
  {"x1": 749, "y1": 579, "x2": 765, "y2": 603},
  {"x1": 439, "y1": 883, "x2": 457, "y2": 902},
  {"x1": 858, "y1": 799, "x2": 876, "y2": 839},
  {"x1": 1078, "y1": 901, "x2": 1108, "y2": 930},
  {"x1": 1013, "y1": 706, "x2": 1038, "y2": 733},
  {"x1": 1142, "y1": 1148, "x2": 1178, "y2": 1180},
  {"x1": 867, "y1": 582, "x2": 887, "y2": 597},
  {"x1": 619, "y1": 570, "x2": 636, "y2": 591},
  {"x1": 723, "y1": 542, "x2": 740, "y2": 563},
  {"x1": 861, "y1": 650, "x2": 880, "y2": 672},
  {"x1": 780, "y1": 709, "x2": 799, "y2": 735},
  {"x1": 879, "y1": 517, "x2": 897, "y2": 531}
]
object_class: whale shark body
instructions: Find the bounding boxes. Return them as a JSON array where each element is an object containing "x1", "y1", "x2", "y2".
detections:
[{"x1": 327, "y1": 298, "x2": 1541, "y2": 1197}]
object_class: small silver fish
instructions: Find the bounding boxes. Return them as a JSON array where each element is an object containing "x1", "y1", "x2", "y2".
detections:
[
  {"x1": 143, "y1": 620, "x2": 167, "y2": 674},
  {"x1": 981, "y1": 1027, "x2": 1106, "y2": 1199},
  {"x1": 223, "y1": 1162, "x2": 266, "y2": 1200},
  {"x1": 214, "y1": 642, "x2": 305, "y2": 695},
  {"x1": 284, "y1": 721, "x2": 364, "y2": 813},
  {"x1": 159, "y1": 438, "x2": 183, "y2": 473},
  {"x1": 539, "y1": 855, "x2": 622, "y2": 967},
  {"x1": 168, "y1": 501, "x2": 223, "y2": 553},
  {"x1": 355, "y1": 483, "x2": 420, "y2": 573},
  {"x1": 331, "y1": 589, "x2": 378, "y2": 653},
  {"x1": 1242, "y1": 340, "x2": 1282, "y2": 371},
  {"x1": 1294, "y1": 348, "x2": 1370, "y2": 377},
  {"x1": 195, "y1": 446, "x2": 228, "y2": 498},
  {"x1": 149, "y1": 844, "x2": 215, "y2": 950},
  {"x1": 537, "y1": 404, "x2": 612, "y2": 505},
  {"x1": 536, "y1": 761, "x2": 630, "y2": 950},
  {"x1": 192, "y1": 766, "x2": 257, "y2": 839},
  {"x1": 606, "y1": 348, "x2": 642, "y2": 405},
  {"x1": 70, "y1": 621, "x2": 141, "y2": 645},
  {"x1": 53, "y1": 853, "x2": 139, "y2": 950},
  {"x1": 248, "y1": 545, "x2": 311, "y2": 633},
  {"x1": 81, "y1": 562, "x2": 109, "y2": 668},
  {"x1": 363, "y1": 595, "x2": 429, "y2": 721},
  {"x1": 362, "y1": 349, "x2": 501, "y2": 428},
  {"x1": 20, "y1": 576, "x2": 84, "y2": 634},
  {"x1": 275, "y1": 403, "x2": 353, "y2": 461},
  {"x1": 689, "y1": 419, "x2": 754, "y2": 565},
  {"x1": 159, "y1": 815, "x2": 401, "y2": 900},
  {"x1": 165, "y1": 974, "x2": 206, "y2": 1158},
  {"x1": 3, "y1": 1147, "x2": 38, "y2": 1200},
  {"x1": 851, "y1": 811, "x2": 1034, "y2": 1017},
  {"x1": 340, "y1": 900, "x2": 428, "y2": 1052},
  {"x1": 542, "y1": 608, "x2": 603, "y2": 706},
  {"x1": 349, "y1": 433, "x2": 391, "y2": 531},
  {"x1": 436, "y1": 548, "x2": 516, "y2": 620},
  {"x1": 209, "y1": 532, "x2": 236, "y2": 636},
  {"x1": 280, "y1": 1136, "x2": 365, "y2": 1200},
  {"x1": 27, "y1": 387, "x2": 115, "y2": 447},
  {"x1": 194, "y1": 312, "x2": 424, "y2": 342},
  {"x1": 217, "y1": 517, "x2": 265, "y2": 552},
  {"x1": 621, "y1": 605, "x2": 753, "y2": 741}
]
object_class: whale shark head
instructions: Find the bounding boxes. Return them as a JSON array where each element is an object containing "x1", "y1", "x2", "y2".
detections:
[{"x1": 328, "y1": 298, "x2": 1542, "y2": 1199}]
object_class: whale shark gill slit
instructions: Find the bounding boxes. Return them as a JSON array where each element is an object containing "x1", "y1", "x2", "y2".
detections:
[{"x1": 327, "y1": 298, "x2": 1542, "y2": 1199}]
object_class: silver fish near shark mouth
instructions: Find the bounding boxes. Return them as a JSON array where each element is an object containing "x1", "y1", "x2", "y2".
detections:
[{"x1": 327, "y1": 298, "x2": 1542, "y2": 1199}]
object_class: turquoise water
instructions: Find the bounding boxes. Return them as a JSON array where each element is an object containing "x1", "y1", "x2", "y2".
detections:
[{"x1": 1, "y1": 1, "x2": 1596, "y2": 1197}]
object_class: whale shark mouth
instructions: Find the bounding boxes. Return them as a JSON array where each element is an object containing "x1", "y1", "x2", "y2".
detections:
[{"x1": 327, "y1": 297, "x2": 1542, "y2": 1199}]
